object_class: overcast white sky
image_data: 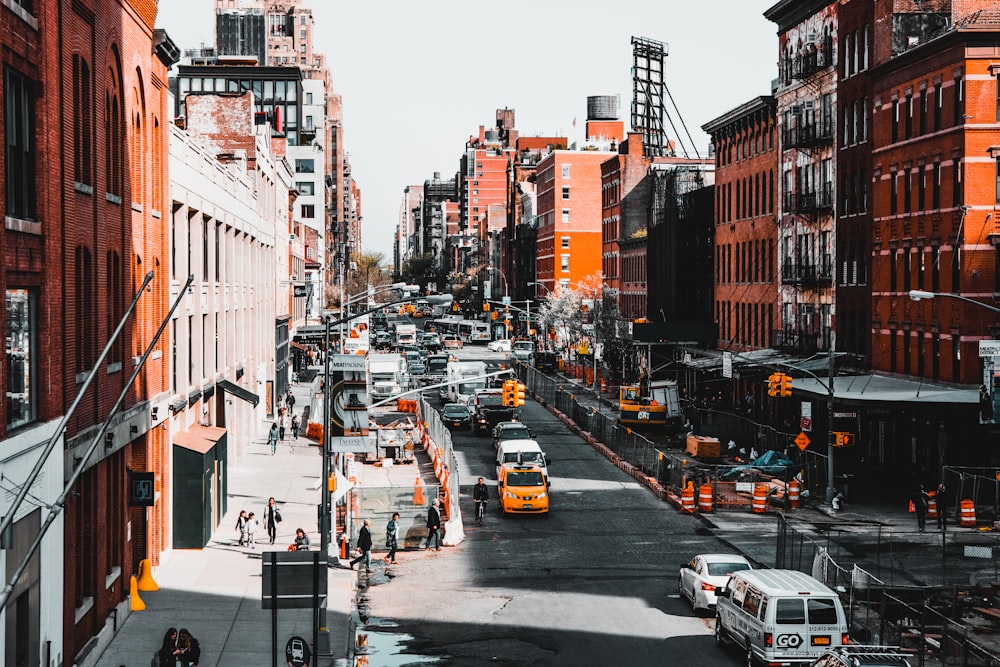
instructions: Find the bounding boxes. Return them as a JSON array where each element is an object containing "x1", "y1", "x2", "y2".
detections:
[{"x1": 157, "y1": 1, "x2": 778, "y2": 260}]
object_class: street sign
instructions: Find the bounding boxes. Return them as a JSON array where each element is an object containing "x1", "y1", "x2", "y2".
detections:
[
  {"x1": 285, "y1": 636, "x2": 311, "y2": 667},
  {"x1": 328, "y1": 436, "x2": 370, "y2": 453},
  {"x1": 800, "y1": 417, "x2": 812, "y2": 431},
  {"x1": 262, "y1": 551, "x2": 327, "y2": 609},
  {"x1": 980, "y1": 341, "x2": 1000, "y2": 357},
  {"x1": 722, "y1": 352, "x2": 733, "y2": 379},
  {"x1": 794, "y1": 432, "x2": 810, "y2": 451},
  {"x1": 502, "y1": 295, "x2": 511, "y2": 306}
]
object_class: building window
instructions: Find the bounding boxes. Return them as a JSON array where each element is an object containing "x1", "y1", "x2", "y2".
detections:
[
  {"x1": 296, "y1": 182, "x2": 314, "y2": 196},
  {"x1": 4, "y1": 67, "x2": 36, "y2": 220},
  {"x1": 920, "y1": 90, "x2": 927, "y2": 135},
  {"x1": 106, "y1": 251, "x2": 123, "y2": 363},
  {"x1": 73, "y1": 56, "x2": 92, "y2": 186},
  {"x1": 918, "y1": 168, "x2": 926, "y2": 211},
  {"x1": 562, "y1": 164, "x2": 570, "y2": 178},
  {"x1": 561, "y1": 237, "x2": 570, "y2": 249},
  {"x1": 295, "y1": 159, "x2": 314, "y2": 173},
  {"x1": 561, "y1": 255, "x2": 569, "y2": 272},
  {"x1": 954, "y1": 76, "x2": 964, "y2": 125},
  {"x1": 75, "y1": 247, "x2": 95, "y2": 371},
  {"x1": 6, "y1": 289, "x2": 37, "y2": 429},
  {"x1": 932, "y1": 163, "x2": 941, "y2": 209},
  {"x1": 171, "y1": 319, "x2": 177, "y2": 393},
  {"x1": 301, "y1": 204, "x2": 315, "y2": 219},
  {"x1": 562, "y1": 186, "x2": 570, "y2": 200},
  {"x1": 995, "y1": 158, "x2": 1000, "y2": 206},
  {"x1": 953, "y1": 161, "x2": 962, "y2": 207},
  {"x1": 891, "y1": 99, "x2": 899, "y2": 143},
  {"x1": 561, "y1": 209, "x2": 570, "y2": 223},
  {"x1": 890, "y1": 172, "x2": 898, "y2": 215},
  {"x1": 904, "y1": 95, "x2": 913, "y2": 138}
]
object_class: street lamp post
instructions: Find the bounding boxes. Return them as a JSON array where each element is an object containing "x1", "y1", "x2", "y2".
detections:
[{"x1": 909, "y1": 289, "x2": 1000, "y2": 314}]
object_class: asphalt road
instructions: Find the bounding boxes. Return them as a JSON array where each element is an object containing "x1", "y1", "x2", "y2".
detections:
[{"x1": 361, "y1": 350, "x2": 746, "y2": 666}]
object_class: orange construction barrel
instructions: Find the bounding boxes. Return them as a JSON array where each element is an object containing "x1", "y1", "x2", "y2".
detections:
[
  {"x1": 960, "y1": 499, "x2": 976, "y2": 527},
  {"x1": 681, "y1": 484, "x2": 696, "y2": 514},
  {"x1": 927, "y1": 493, "x2": 938, "y2": 520},
  {"x1": 413, "y1": 477, "x2": 425, "y2": 506},
  {"x1": 697, "y1": 484, "x2": 714, "y2": 513},
  {"x1": 787, "y1": 480, "x2": 801, "y2": 509},
  {"x1": 752, "y1": 484, "x2": 768, "y2": 513}
]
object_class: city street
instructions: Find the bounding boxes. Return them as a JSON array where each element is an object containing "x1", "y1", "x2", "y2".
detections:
[{"x1": 359, "y1": 363, "x2": 741, "y2": 666}]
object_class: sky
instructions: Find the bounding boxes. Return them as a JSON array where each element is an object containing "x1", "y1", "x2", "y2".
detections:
[{"x1": 156, "y1": 1, "x2": 779, "y2": 261}]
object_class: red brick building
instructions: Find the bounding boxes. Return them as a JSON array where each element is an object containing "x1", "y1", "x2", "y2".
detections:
[
  {"x1": 2, "y1": 0, "x2": 177, "y2": 662},
  {"x1": 703, "y1": 97, "x2": 779, "y2": 351},
  {"x1": 870, "y1": 3, "x2": 1000, "y2": 385},
  {"x1": 601, "y1": 133, "x2": 651, "y2": 312}
]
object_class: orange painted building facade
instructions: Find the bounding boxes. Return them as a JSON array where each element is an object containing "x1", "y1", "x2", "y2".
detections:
[{"x1": 535, "y1": 151, "x2": 610, "y2": 294}]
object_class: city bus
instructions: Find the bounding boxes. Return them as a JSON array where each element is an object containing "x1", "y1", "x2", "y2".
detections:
[
  {"x1": 427, "y1": 318, "x2": 461, "y2": 336},
  {"x1": 458, "y1": 320, "x2": 491, "y2": 344}
]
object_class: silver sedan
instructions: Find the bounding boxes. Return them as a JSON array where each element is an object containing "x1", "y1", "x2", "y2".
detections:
[{"x1": 678, "y1": 554, "x2": 752, "y2": 613}]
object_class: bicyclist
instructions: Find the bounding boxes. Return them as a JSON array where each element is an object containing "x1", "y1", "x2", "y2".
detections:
[{"x1": 473, "y1": 477, "x2": 490, "y2": 521}]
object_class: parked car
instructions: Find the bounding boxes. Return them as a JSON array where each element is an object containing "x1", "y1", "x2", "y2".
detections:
[
  {"x1": 678, "y1": 553, "x2": 752, "y2": 613},
  {"x1": 487, "y1": 338, "x2": 512, "y2": 353},
  {"x1": 492, "y1": 421, "x2": 532, "y2": 450},
  {"x1": 440, "y1": 403, "x2": 472, "y2": 431},
  {"x1": 443, "y1": 335, "x2": 463, "y2": 349}
]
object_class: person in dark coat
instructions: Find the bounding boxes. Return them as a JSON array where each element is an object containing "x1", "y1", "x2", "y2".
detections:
[
  {"x1": 263, "y1": 496, "x2": 280, "y2": 544},
  {"x1": 349, "y1": 519, "x2": 373, "y2": 572},
  {"x1": 156, "y1": 627, "x2": 177, "y2": 666},
  {"x1": 425, "y1": 499, "x2": 442, "y2": 550},
  {"x1": 176, "y1": 628, "x2": 200, "y2": 667},
  {"x1": 936, "y1": 482, "x2": 950, "y2": 529},
  {"x1": 911, "y1": 484, "x2": 930, "y2": 531}
]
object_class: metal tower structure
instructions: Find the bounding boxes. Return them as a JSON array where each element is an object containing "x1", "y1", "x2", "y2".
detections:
[{"x1": 631, "y1": 36, "x2": 668, "y2": 157}]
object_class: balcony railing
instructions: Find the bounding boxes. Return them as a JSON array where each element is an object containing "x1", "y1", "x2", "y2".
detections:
[
  {"x1": 794, "y1": 184, "x2": 834, "y2": 215},
  {"x1": 772, "y1": 328, "x2": 819, "y2": 355},
  {"x1": 780, "y1": 255, "x2": 833, "y2": 288},
  {"x1": 784, "y1": 119, "x2": 833, "y2": 148}
]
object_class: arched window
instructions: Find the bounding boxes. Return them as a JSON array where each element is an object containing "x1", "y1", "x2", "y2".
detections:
[
  {"x1": 132, "y1": 69, "x2": 146, "y2": 206},
  {"x1": 105, "y1": 50, "x2": 124, "y2": 197}
]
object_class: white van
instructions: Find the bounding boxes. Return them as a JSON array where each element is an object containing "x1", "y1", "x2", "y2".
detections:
[
  {"x1": 495, "y1": 439, "x2": 548, "y2": 480},
  {"x1": 715, "y1": 569, "x2": 848, "y2": 666}
]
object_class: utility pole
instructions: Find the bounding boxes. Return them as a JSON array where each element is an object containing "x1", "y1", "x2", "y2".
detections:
[{"x1": 826, "y1": 344, "x2": 836, "y2": 504}]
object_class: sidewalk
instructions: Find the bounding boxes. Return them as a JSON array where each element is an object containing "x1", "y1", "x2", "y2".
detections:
[{"x1": 95, "y1": 375, "x2": 355, "y2": 667}]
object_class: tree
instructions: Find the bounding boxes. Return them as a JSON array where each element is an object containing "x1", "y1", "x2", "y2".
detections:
[
  {"x1": 594, "y1": 293, "x2": 632, "y2": 386},
  {"x1": 346, "y1": 251, "x2": 391, "y2": 301},
  {"x1": 401, "y1": 252, "x2": 436, "y2": 286}
]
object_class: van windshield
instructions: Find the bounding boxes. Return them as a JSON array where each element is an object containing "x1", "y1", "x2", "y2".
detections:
[
  {"x1": 807, "y1": 598, "x2": 839, "y2": 625},
  {"x1": 506, "y1": 471, "x2": 544, "y2": 486},
  {"x1": 775, "y1": 598, "x2": 805, "y2": 624}
]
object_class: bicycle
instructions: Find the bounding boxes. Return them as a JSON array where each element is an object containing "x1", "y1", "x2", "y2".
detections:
[{"x1": 475, "y1": 499, "x2": 486, "y2": 525}]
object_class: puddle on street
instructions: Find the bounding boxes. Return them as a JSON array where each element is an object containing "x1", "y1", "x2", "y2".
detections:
[{"x1": 355, "y1": 618, "x2": 441, "y2": 666}]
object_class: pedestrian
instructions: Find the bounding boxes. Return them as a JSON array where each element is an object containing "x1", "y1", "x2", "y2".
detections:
[
  {"x1": 278, "y1": 412, "x2": 288, "y2": 441},
  {"x1": 263, "y1": 497, "x2": 281, "y2": 544},
  {"x1": 384, "y1": 512, "x2": 400, "y2": 565},
  {"x1": 287, "y1": 390, "x2": 296, "y2": 411},
  {"x1": 235, "y1": 510, "x2": 248, "y2": 546},
  {"x1": 175, "y1": 628, "x2": 200, "y2": 667},
  {"x1": 936, "y1": 482, "x2": 950, "y2": 529},
  {"x1": 293, "y1": 528, "x2": 312, "y2": 551},
  {"x1": 245, "y1": 512, "x2": 258, "y2": 548},
  {"x1": 350, "y1": 519, "x2": 373, "y2": 572},
  {"x1": 425, "y1": 499, "x2": 442, "y2": 551},
  {"x1": 154, "y1": 627, "x2": 177, "y2": 667},
  {"x1": 268, "y1": 422, "x2": 279, "y2": 455},
  {"x1": 473, "y1": 477, "x2": 489, "y2": 524},
  {"x1": 291, "y1": 413, "x2": 301, "y2": 440},
  {"x1": 911, "y1": 484, "x2": 930, "y2": 531}
]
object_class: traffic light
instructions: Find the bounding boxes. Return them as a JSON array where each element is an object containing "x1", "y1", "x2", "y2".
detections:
[
  {"x1": 515, "y1": 382, "x2": 526, "y2": 407},
  {"x1": 491, "y1": 311, "x2": 498, "y2": 320},
  {"x1": 767, "y1": 373, "x2": 781, "y2": 397},
  {"x1": 833, "y1": 432, "x2": 856, "y2": 447},
  {"x1": 502, "y1": 380, "x2": 516, "y2": 407},
  {"x1": 779, "y1": 373, "x2": 793, "y2": 397},
  {"x1": 483, "y1": 302, "x2": 490, "y2": 311}
]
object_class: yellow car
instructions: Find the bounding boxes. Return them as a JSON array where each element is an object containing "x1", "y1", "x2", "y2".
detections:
[{"x1": 497, "y1": 463, "x2": 549, "y2": 514}]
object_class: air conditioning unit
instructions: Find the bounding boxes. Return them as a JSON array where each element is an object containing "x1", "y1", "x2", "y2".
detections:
[
  {"x1": 805, "y1": 31, "x2": 817, "y2": 45},
  {"x1": 289, "y1": 233, "x2": 297, "y2": 240},
  {"x1": 803, "y1": 100, "x2": 815, "y2": 110}
]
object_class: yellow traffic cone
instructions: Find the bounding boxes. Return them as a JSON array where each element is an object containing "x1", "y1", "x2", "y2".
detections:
[
  {"x1": 129, "y1": 575, "x2": 145, "y2": 611},
  {"x1": 136, "y1": 559, "x2": 159, "y2": 591}
]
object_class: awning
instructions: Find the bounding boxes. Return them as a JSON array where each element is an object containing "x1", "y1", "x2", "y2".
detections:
[
  {"x1": 218, "y1": 379, "x2": 260, "y2": 407},
  {"x1": 290, "y1": 341, "x2": 308, "y2": 352},
  {"x1": 174, "y1": 424, "x2": 226, "y2": 453},
  {"x1": 791, "y1": 374, "x2": 978, "y2": 405}
]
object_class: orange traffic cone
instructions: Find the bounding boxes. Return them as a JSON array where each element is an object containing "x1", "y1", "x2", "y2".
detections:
[
  {"x1": 413, "y1": 477, "x2": 425, "y2": 505},
  {"x1": 340, "y1": 534, "x2": 349, "y2": 559},
  {"x1": 129, "y1": 575, "x2": 145, "y2": 611},
  {"x1": 136, "y1": 558, "x2": 159, "y2": 591}
]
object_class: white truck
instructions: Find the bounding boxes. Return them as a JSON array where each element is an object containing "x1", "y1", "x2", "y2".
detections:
[
  {"x1": 369, "y1": 353, "x2": 407, "y2": 401},
  {"x1": 446, "y1": 359, "x2": 487, "y2": 406},
  {"x1": 394, "y1": 323, "x2": 417, "y2": 348}
]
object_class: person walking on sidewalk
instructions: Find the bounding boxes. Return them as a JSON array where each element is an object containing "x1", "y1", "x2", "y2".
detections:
[
  {"x1": 156, "y1": 627, "x2": 177, "y2": 666},
  {"x1": 384, "y1": 512, "x2": 400, "y2": 564},
  {"x1": 286, "y1": 389, "x2": 296, "y2": 411},
  {"x1": 278, "y1": 411, "x2": 288, "y2": 441},
  {"x1": 425, "y1": 499, "x2": 442, "y2": 550},
  {"x1": 291, "y1": 413, "x2": 301, "y2": 440},
  {"x1": 268, "y1": 422, "x2": 279, "y2": 455},
  {"x1": 911, "y1": 484, "x2": 930, "y2": 531},
  {"x1": 263, "y1": 497, "x2": 281, "y2": 544},
  {"x1": 245, "y1": 512, "x2": 258, "y2": 548},
  {"x1": 936, "y1": 482, "x2": 950, "y2": 529},
  {"x1": 350, "y1": 519, "x2": 373, "y2": 572},
  {"x1": 235, "y1": 510, "x2": 248, "y2": 546}
]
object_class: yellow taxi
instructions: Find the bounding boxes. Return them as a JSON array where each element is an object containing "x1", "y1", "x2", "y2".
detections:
[{"x1": 497, "y1": 462, "x2": 549, "y2": 514}]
